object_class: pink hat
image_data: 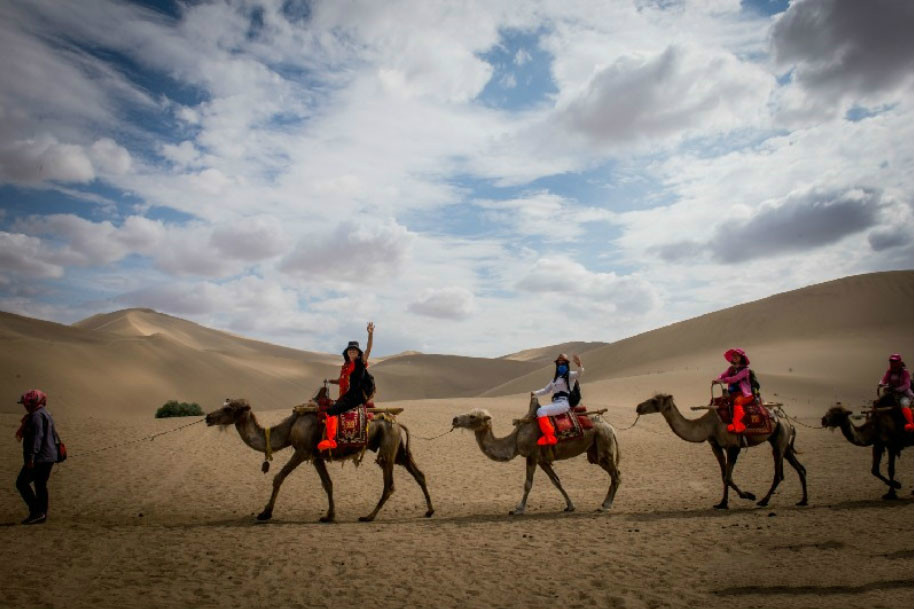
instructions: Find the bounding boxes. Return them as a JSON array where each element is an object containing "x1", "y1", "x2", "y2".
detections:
[
  {"x1": 889, "y1": 353, "x2": 903, "y2": 362},
  {"x1": 724, "y1": 348, "x2": 749, "y2": 365},
  {"x1": 17, "y1": 389, "x2": 47, "y2": 409}
]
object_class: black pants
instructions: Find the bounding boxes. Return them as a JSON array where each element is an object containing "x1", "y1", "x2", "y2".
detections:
[
  {"x1": 327, "y1": 389, "x2": 364, "y2": 416},
  {"x1": 16, "y1": 462, "x2": 53, "y2": 516}
]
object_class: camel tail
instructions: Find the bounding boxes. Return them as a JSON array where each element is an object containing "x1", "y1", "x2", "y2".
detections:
[
  {"x1": 397, "y1": 420, "x2": 413, "y2": 459},
  {"x1": 610, "y1": 424, "x2": 621, "y2": 466}
]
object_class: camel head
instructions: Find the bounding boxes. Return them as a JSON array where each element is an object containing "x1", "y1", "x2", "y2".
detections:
[
  {"x1": 636, "y1": 394, "x2": 673, "y2": 416},
  {"x1": 452, "y1": 409, "x2": 492, "y2": 431},
  {"x1": 821, "y1": 405, "x2": 852, "y2": 429},
  {"x1": 205, "y1": 398, "x2": 251, "y2": 427}
]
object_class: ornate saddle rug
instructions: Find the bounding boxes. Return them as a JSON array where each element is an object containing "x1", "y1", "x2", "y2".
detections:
[
  {"x1": 713, "y1": 397, "x2": 773, "y2": 435},
  {"x1": 549, "y1": 406, "x2": 593, "y2": 441},
  {"x1": 335, "y1": 405, "x2": 369, "y2": 448}
]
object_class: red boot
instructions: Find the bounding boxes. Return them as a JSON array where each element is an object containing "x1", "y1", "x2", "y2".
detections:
[
  {"x1": 318, "y1": 415, "x2": 338, "y2": 450},
  {"x1": 537, "y1": 416, "x2": 557, "y2": 446},
  {"x1": 727, "y1": 401, "x2": 747, "y2": 433},
  {"x1": 902, "y1": 407, "x2": 914, "y2": 432}
]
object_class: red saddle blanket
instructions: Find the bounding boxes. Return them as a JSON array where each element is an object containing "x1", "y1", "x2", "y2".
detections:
[
  {"x1": 335, "y1": 405, "x2": 370, "y2": 448},
  {"x1": 549, "y1": 406, "x2": 594, "y2": 442},
  {"x1": 713, "y1": 397, "x2": 773, "y2": 435}
]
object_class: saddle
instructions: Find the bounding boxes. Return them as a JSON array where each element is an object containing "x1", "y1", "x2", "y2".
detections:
[
  {"x1": 314, "y1": 388, "x2": 374, "y2": 449},
  {"x1": 549, "y1": 405, "x2": 593, "y2": 442},
  {"x1": 712, "y1": 396, "x2": 773, "y2": 435},
  {"x1": 334, "y1": 405, "x2": 370, "y2": 448}
]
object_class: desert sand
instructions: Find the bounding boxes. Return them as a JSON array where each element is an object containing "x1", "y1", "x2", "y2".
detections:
[{"x1": 1, "y1": 271, "x2": 912, "y2": 609}]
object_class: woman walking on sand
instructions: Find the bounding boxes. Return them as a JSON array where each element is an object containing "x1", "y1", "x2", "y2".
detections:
[{"x1": 14, "y1": 389, "x2": 59, "y2": 525}]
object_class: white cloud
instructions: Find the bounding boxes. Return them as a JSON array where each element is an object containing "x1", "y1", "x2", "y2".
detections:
[
  {"x1": 555, "y1": 44, "x2": 773, "y2": 145},
  {"x1": 0, "y1": 232, "x2": 64, "y2": 278},
  {"x1": 0, "y1": 136, "x2": 95, "y2": 185},
  {"x1": 280, "y1": 219, "x2": 415, "y2": 283},
  {"x1": 408, "y1": 286, "x2": 475, "y2": 320},
  {"x1": 516, "y1": 256, "x2": 661, "y2": 316},
  {"x1": 89, "y1": 138, "x2": 132, "y2": 176},
  {"x1": 475, "y1": 191, "x2": 615, "y2": 241}
]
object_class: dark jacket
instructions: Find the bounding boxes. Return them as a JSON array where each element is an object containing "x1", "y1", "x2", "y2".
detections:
[{"x1": 22, "y1": 409, "x2": 58, "y2": 464}]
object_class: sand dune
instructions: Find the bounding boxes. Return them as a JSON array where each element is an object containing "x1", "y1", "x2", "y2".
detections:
[
  {"x1": 1, "y1": 271, "x2": 912, "y2": 608},
  {"x1": 485, "y1": 271, "x2": 913, "y2": 401},
  {"x1": 3, "y1": 272, "x2": 911, "y2": 417},
  {"x1": 498, "y1": 341, "x2": 608, "y2": 363}
]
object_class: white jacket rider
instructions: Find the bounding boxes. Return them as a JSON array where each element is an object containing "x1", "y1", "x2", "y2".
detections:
[{"x1": 531, "y1": 353, "x2": 584, "y2": 417}]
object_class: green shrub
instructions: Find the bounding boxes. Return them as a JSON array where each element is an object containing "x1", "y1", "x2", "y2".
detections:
[{"x1": 155, "y1": 400, "x2": 204, "y2": 418}]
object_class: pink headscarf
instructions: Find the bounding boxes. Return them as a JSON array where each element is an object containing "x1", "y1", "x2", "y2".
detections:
[{"x1": 15, "y1": 389, "x2": 47, "y2": 441}]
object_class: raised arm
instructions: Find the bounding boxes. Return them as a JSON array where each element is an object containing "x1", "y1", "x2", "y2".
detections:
[
  {"x1": 571, "y1": 354, "x2": 584, "y2": 380},
  {"x1": 363, "y1": 321, "x2": 374, "y2": 365}
]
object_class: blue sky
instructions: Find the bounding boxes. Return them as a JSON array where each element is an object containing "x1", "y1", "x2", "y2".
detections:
[{"x1": 1, "y1": 0, "x2": 912, "y2": 356}]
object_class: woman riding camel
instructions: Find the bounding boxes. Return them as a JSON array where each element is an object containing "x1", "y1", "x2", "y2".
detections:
[
  {"x1": 878, "y1": 353, "x2": 914, "y2": 432},
  {"x1": 530, "y1": 353, "x2": 584, "y2": 446},
  {"x1": 712, "y1": 348, "x2": 754, "y2": 434},
  {"x1": 319, "y1": 321, "x2": 374, "y2": 451}
]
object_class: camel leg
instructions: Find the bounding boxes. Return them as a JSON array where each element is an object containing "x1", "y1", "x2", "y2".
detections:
[
  {"x1": 360, "y1": 460, "x2": 395, "y2": 522},
  {"x1": 396, "y1": 450, "x2": 435, "y2": 518},
  {"x1": 784, "y1": 446, "x2": 808, "y2": 506},
  {"x1": 757, "y1": 443, "x2": 785, "y2": 507},
  {"x1": 596, "y1": 450, "x2": 621, "y2": 512},
  {"x1": 710, "y1": 444, "x2": 754, "y2": 508},
  {"x1": 870, "y1": 444, "x2": 901, "y2": 494},
  {"x1": 724, "y1": 447, "x2": 756, "y2": 501},
  {"x1": 710, "y1": 443, "x2": 730, "y2": 509},
  {"x1": 510, "y1": 456, "x2": 537, "y2": 515},
  {"x1": 538, "y1": 461, "x2": 575, "y2": 512},
  {"x1": 883, "y1": 449, "x2": 899, "y2": 500},
  {"x1": 256, "y1": 449, "x2": 308, "y2": 521},
  {"x1": 312, "y1": 458, "x2": 336, "y2": 523}
]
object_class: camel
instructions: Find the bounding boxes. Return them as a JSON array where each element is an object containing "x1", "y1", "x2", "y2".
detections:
[
  {"x1": 821, "y1": 394, "x2": 914, "y2": 499},
  {"x1": 205, "y1": 395, "x2": 434, "y2": 522},
  {"x1": 635, "y1": 394, "x2": 808, "y2": 509},
  {"x1": 451, "y1": 395, "x2": 621, "y2": 515}
]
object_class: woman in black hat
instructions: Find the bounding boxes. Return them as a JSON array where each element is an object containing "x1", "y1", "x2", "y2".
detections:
[
  {"x1": 530, "y1": 353, "x2": 584, "y2": 446},
  {"x1": 319, "y1": 322, "x2": 374, "y2": 450}
]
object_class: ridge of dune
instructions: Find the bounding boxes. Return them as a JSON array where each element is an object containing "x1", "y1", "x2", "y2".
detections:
[
  {"x1": 483, "y1": 270, "x2": 913, "y2": 397},
  {"x1": 498, "y1": 341, "x2": 608, "y2": 363},
  {"x1": 1, "y1": 271, "x2": 911, "y2": 416},
  {"x1": 371, "y1": 353, "x2": 541, "y2": 400}
]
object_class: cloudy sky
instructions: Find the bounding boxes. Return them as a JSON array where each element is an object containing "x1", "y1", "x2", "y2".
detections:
[{"x1": 1, "y1": 0, "x2": 912, "y2": 356}]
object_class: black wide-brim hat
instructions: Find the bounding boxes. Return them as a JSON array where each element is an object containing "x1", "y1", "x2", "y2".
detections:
[{"x1": 343, "y1": 340, "x2": 363, "y2": 358}]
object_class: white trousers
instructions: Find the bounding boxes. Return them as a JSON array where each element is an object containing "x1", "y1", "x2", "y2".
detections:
[{"x1": 537, "y1": 398, "x2": 570, "y2": 417}]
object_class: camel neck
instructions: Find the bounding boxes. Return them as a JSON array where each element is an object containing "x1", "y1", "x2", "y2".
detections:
[
  {"x1": 235, "y1": 412, "x2": 294, "y2": 454},
  {"x1": 661, "y1": 402, "x2": 717, "y2": 443},
  {"x1": 838, "y1": 415, "x2": 875, "y2": 447},
  {"x1": 474, "y1": 424, "x2": 518, "y2": 462}
]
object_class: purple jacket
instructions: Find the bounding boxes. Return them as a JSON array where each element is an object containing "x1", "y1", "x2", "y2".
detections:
[
  {"x1": 881, "y1": 368, "x2": 914, "y2": 398},
  {"x1": 21, "y1": 409, "x2": 59, "y2": 464},
  {"x1": 718, "y1": 367, "x2": 753, "y2": 398}
]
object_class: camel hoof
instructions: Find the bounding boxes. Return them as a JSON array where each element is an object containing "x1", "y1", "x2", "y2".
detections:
[
  {"x1": 742, "y1": 492, "x2": 757, "y2": 501},
  {"x1": 890, "y1": 480, "x2": 902, "y2": 489},
  {"x1": 756, "y1": 499, "x2": 769, "y2": 507},
  {"x1": 509, "y1": 509, "x2": 524, "y2": 516},
  {"x1": 564, "y1": 506, "x2": 575, "y2": 513},
  {"x1": 424, "y1": 509, "x2": 435, "y2": 518},
  {"x1": 882, "y1": 491, "x2": 899, "y2": 501},
  {"x1": 318, "y1": 515, "x2": 335, "y2": 523},
  {"x1": 358, "y1": 515, "x2": 376, "y2": 522},
  {"x1": 795, "y1": 499, "x2": 808, "y2": 506},
  {"x1": 255, "y1": 511, "x2": 272, "y2": 521},
  {"x1": 713, "y1": 502, "x2": 728, "y2": 510}
]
